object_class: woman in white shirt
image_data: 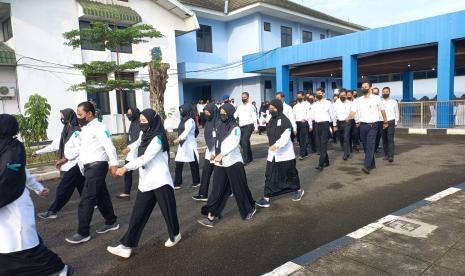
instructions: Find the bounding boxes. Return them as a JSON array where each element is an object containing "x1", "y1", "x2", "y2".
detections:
[
  {"x1": 0, "y1": 114, "x2": 71, "y2": 276},
  {"x1": 34, "y1": 108, "x2": 84, "y2": 220},
  {"x1": 198, "y1": 103, "x2": 256, "y2": 228},
  {"x1": 255, "y1": 99, "x2": 304, "y2": 208},
  {"x1": 193, "y1": 103, "x2": 219, "y2": 202},
  {"x1": 173, "y1": 104, "x2": 200, "y2": 189},
  {"x1": 108, "y1": 109, "x2": 181, "y2": 259}
]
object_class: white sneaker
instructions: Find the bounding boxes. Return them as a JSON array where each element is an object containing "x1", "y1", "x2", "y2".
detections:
[
  {"x1": 164, "y1": 233, "x2": 181, "y2": 247},
  {"x1": 107, "y1": 244, "x2": 132, "y2": 258}
]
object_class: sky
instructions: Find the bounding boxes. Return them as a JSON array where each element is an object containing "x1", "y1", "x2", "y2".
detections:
[{"x1": 291, "y1": 0, "x2": 465, "y2": 28}]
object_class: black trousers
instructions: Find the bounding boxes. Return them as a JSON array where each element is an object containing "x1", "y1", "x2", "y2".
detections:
[
  {"x1": 314, "y1": 122, "x2": 330, "y2": 167},
  {"x1": 351, "y1": 121, "x2": 360, "y2": 149},
  {"x1": 199, "y1": 158, "x2": 214, "y2": 197},
  {"x1": 375, "y1": 121, "x2": 383, "y2": 151},
  {"x1": 174, "y1": 153, "x2": 200, "y2": 187},
  {"x1": 307, "y1": 121, "x2": 316, "y2": 153},
  {"x1": 201, "y1": 163, "x2": 255, "y2": 220},
  {"x1": 360, "y1": 123, "x2": 378, "y2": 170},
  {"x1": 77, "y1": 162, "x2": 117, "y2": 236},
  {"x1": 337, "y1": 121, "x2": 352, "y2": 158},
  {"x1": 48, "y1": 164, "x2": 85, "y2": 213},
  {"x1": 240, "y1": 124, "x2": 254, "y2": 163},
  {"x1": 296, "y1": 122, "x2": 309, "y2": 157},
  {"x1": 123, "y1": 160, "x2": 133, "y2": 194},
  {"x1": 121, "y1": 185, "x2": 180, "y2": 247},
  {"x1": 382, "y1": 120, "x2": 396, "y2": 158}
]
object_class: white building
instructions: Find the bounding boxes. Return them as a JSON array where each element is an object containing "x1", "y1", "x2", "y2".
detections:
[{"x1": 0, "y1": 0, "x2": 199, "y2": 138}]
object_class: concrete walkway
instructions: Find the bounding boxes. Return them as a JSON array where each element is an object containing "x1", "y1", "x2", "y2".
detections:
[{"x1": 272, "y1": 185, "x2": 465, "y2": 276}]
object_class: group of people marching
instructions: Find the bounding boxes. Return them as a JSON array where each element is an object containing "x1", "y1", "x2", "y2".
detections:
[{"x1": 0, "y1": 80, "x2": 398, "y2": 275}]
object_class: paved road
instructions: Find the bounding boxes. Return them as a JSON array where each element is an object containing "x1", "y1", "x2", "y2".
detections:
[{"x1": 33, "y1": 134, "x2": 465, "y2": 276}]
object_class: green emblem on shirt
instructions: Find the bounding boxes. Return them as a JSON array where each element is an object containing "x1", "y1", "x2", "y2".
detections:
[
  {"x1": 105, "y1": 130, "x2": 111, "y2": 138},
  {"x1": 234, "y1": 128, "x2": 238, "y2": 136},
  {"x1": 288, "y1": 128, "x2": 292, "y2": 132},
  {"x1": 7, "y1": 163, "x2": 21, "y2": 171},
  {"x1": 74, "y1": 131, "x2": 80, "y2": 138},
  {"x1": 157, "y1": 136, "x2": 162, "y2": 144}
]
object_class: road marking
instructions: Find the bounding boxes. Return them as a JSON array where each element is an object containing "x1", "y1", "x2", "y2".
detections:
[
  {"x1": 447, "y1": 129, "x2": 465, "y2": 135},
  {"x1": 347, "y1": 215, "x2": 399, "y2": 239},
  {"x1": 262, "y1": 262, "x2": 303, "y2": 276},
  {"x1": 408, "y1": 128, "x2": 427, "y2": 134},
  {"x1": 424, "y1": 187, "x2": 461, "y2": 202}
]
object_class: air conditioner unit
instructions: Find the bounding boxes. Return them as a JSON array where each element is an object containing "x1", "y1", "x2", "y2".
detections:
[{"x1": 0, "y1": 85, "x2": 16, "y2": 98}]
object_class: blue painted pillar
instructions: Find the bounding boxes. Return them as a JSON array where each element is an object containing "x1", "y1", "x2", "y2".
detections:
[
  {"x1": 342, "y1": 55, "x2": 358, "y2": 90},
  {"x1": 276, "y1": 65, "x2": 290, "y2": 103},
  {"x1": 401, "y1": 72, "x2": 413, "y2": 102},
  {"x1": 437, "y1": 40, "x2": 455, "y2": 128}
]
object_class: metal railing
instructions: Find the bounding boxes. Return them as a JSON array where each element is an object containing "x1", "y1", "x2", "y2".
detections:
[{"x1": 398, "y1": 100, "x2": 465, "y2": 129}]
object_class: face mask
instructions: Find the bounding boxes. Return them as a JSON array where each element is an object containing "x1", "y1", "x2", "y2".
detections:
[
  {"x1": 180, "y1": 111, "x2": 188, "y2": 117},
  {"x1": 373, "y1": 92, "x2": 379, "y2": 95},
  {"x1": 140, "y1": 122, "x2": 150, "y2": 132},
  {"x1": 340, "y1": 96, "x2": 346, "y2": 102},
  {"x1": 347, "y1": 97, "x2": 353, "y2": 101},
  {"x1": 220, "y1": 113, "x2": 228, "y2": 122},
  {"x1": 78, "y1": 117, "x2": 88, "y2": 127},
  {"x1": 362, "y1": 89, "x2": 369, "y2": 95},
  {"x1": 127, "y1": 114, "x2": 133, "y2": 121},
  {"x1": 61, "y1": 118, "x2": 67, "y2": 125},
  {"x1": 205, "y1": 114, "x2": 212, "y2": 121},
  {"x1": 270, "y1": 110, "x2": 278, "y2": 118},
  {"x1": 382, "y1": 94, "x2": 390, "y2": 99},
  {"x1": 297, "y1": 98, "x2": 303, "y2": 102},
  {"x1": 316, "y1": 95, "x2": 323, "y2": 100},
  {"x1": 242, "y1": 99, "x2": 247, "y2": 103},
  {"x1": 308, "y1": 99, "x2": 314, "y2": 103}
]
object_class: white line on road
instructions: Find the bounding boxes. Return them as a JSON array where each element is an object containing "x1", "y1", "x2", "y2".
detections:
[
  {"x1": 424, "y1": 187, "x2": 461, "y2": 202},
  {"x1": 262, "y1": 262, "x2": 303, "y2": 276}
]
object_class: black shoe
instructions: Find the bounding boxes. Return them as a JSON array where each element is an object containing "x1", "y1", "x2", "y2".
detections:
[
  {"x1": 256, "y1": 198, "x2": 270, "y2": 208},
  {"x1": 245, "y1": 208, "x2": 257, "y2": 220},
  {"x1": 315, "y1": 166, "x2": 323, "y2": 171},
  {"x1": 65, "y1": 233, "x2": 91, "y2": 245},
  {"x1": 38, "y1": 211, "x2": 57, "y2": 219},
  {"x1": 96, "y1": 222, "x2": 120, "y2": 234},
  {"x1": 389, "y1": 157, "x2": 394, "y2": 163},
  {"x1": 324, "y1": 162, "x2": 330, "y2": 167},
  {"x1": 383, "y1": 156, "x2": 389, "y2": 161},
  {"x1": 67, "y1": 265, "x2": 74, "y2": 276},
  {"x1": 191, "y1": 183, "x2": 200, "y2": 188},
  {"x1": 174, "y1": 185, "x2": 182, "y2": 190},
  {"x1": 192, "y1": 195, "x2": 208, "y2": 202},
  {"x1": 343, "y1": 155, "x2": 349, "y2": 161},
  {"x1": 116, "y1": 194, "x2": 130, "y2": 200},
  {"x1": 361, "y1": 167, "x2": 370, "y2": 174}
]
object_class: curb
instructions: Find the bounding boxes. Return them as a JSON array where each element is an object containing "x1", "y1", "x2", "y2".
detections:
[
  {"x1": 397, "y1": 128, "x2": 465, "y2": 135},
  {"x1": 263, "y1": 182, "x2": 465, "y2": 276}
]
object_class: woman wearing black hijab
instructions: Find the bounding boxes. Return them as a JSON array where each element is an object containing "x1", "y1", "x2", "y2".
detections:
[
  {"x1": 109, "y1": 109, "x2": 181, "y2": 259},
  {"x1": 0, "y1": 114, "x2": 71, "y2": 276},
  {"x1": 117, "y1": 107, "x2": 141, "y2": 199},
  {"x1": 173, "y1": 103, "x2": 200, "y2": 189},
  {"x1": 198, "y1": 103, "x2": 256, "y2": 228},
  {"x1": 255, "y1": 100, "x2": 304, "y2": 208},
  {"x1": 35, "y1": 108, "x2": 85, "y2": 220},
  {"x1": 192, "y1": 103, "x2": 219, "y2": 202}
]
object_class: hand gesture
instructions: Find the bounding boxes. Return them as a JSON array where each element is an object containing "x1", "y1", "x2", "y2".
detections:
[
  {"x1": 214, "y1": 154, "x2": 224, "y2": 163},
  {"x1": 115, "y1": 167, "x2": 128, "y2": 177},
  {"x1": 270, "y1": 145, "x2": 277, "y2": 152},
  {"x1": 38, "y1": 188, "x2": 50, "y2": 198},
  {"x1": 122, "y1": 147, "x2": 130, "y2": 156}
]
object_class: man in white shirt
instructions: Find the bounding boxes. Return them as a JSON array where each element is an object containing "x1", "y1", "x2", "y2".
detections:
[
  {"x1": 347, "y1": 90, "x2": 361, "y2": 153},
  {"x1": 293, "y1": 91, "x2": 311, "y2": 159},
  {"x1": 347, "y1": 81, "x2": 388, "y2": 174},
  {"x1": 308, "y1": 87, "x2": 336, "y2": 171},
  {"x1": 306, "y1": 93, "x2": 317, "y2": 154},
  {"x1": 275, "y1": 92, "x2": 297, "y2": 136},
  {"x1": 234, "y1": 92, "x2": 258, "y2": 164},
  {"x1": 66, "y1": 101, "x2": 119, "y2": 245},
  {"x1": 381, "y1": 87, "x2": 399, "y2": 162},
  {"x1": 372, "y1": 87, "x2": 383, "y2": 153},
  {"x1": 333, "y1": 89, "x2": 353, "y2": 160}
]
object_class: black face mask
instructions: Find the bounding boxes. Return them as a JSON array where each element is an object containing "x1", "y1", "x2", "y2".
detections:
[
  {"x1": 220, "y1": 114, "x2": 228, "y2": 122},
  {"x1": 78, "y1": 117, "x2": 88, "y2": 127},
  {"x1": 61, "y1": 118, "x2": 67, "y2": 125},
  {"x1": 127, "y1": 114, "x2": 133, "y2": 121},
  {"x1": 242, "y1": 99, "x2": 247, "y2": 103},
  {"x1": 340, "y1": 96, "x2": 347, "y2": 102},
  {"x1": 382, "y1": 94, "x2": 390, "y2": 99},
  {"x1": 362, "y1": 89, "x2": 369, "y2": 95},
  {"x1": 316, "y1": 95, "x2": 323, "y2": 100},
  {"x1": 347, "y1": 97, "x2": 353, "y2": 101},
  {"x1": 297, "y1": 98, "x2": 303, "y2": 102},
  {"x1": 205, "y1": 114, "x2": 212, "y2": 121},
  {"x1": 140, "y1": 122, "x2": 150, "y2": 132},
  {"x1": 308, "y1": 99, "x2": 314, "y2": 104},
  {"x1": 270, "y1": 110, "x2": 278, "y2": 118},
  {"x1": 180, "y1": 111, "x2": 188, "y2": 117}
]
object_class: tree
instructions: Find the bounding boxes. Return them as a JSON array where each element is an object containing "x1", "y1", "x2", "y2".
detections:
[
  {"x1": 15, "y1": 94, "x2": 51, "y2": 148},
  {"x1": 63, "y1": 21, "x2": 163, "y2": 133},
  {"x1": 148, "y1": 47, "x2": 169, "y2": 119}
]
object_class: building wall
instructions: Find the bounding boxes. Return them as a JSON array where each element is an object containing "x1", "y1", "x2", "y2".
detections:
[{"x1": 6, "y1": 0, "x2": 195, "y2": 137}]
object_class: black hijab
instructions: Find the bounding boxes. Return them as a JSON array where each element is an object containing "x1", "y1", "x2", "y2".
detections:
[
  {"x1": 178, "y1": 103, "x2": 199, "y2": 140},
  {"x1": 203, "y1": 103, "x2": 219, "y2": 151},
  {"x1": 266, "y1": 99, "x2": 292, "y2": 146},
  {"x1": 215, "y1": 103, "x2": 238, "y2": 155},
  {"x1": 0, "y1": 114, "x2": 27, "y2": 208},
  {"x1": 138, "y1": 109, "x2": 169, "y2": 157},
  {"x1": 59, "y1": 109, "x2": 80, "y2": 159},
  {"x1": 127, "y1": 107, "x2": 141, "y2": 144}
]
